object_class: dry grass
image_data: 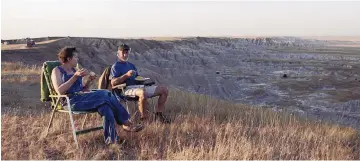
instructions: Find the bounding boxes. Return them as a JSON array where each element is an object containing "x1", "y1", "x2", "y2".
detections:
[
  {"x1": 1, "y1": 62, "x2": 41, "y2": 84},
  {"x1": 1, "y1": 62, "x2": 360, "y2": 160}
]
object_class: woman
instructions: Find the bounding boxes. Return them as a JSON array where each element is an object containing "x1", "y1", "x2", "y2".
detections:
[{"x1": 51, "y1": 46, "x2": 143, "y2": 144}]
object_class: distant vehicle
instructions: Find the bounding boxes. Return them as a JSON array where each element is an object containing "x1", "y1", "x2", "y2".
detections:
[{"x1": 26, "y1": 38, "x2": 36, "y2": 47}]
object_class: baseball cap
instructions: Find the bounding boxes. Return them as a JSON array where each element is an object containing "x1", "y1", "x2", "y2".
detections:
[{"x1": 118, "y1": 44, "x2": 130, "y2": 51}]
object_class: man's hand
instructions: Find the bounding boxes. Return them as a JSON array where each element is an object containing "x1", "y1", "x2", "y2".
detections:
[
  {"x1": 126, "y1": 70, "x2": 136, "y2": 77},
  {"x1": 111, "y1": 70, "x2": 135, "y2": 86}
]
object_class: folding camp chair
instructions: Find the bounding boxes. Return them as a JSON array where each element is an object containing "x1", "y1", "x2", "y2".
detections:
[
  {"x1": 40, "y1": 61, "x2": 103, "y2": 148},
  {"x1": 113, "y1": 83, "x2": 157, "y2": 123},
  {"x1": 98, "y1": 66, "x2": 156, "y2": 123}
]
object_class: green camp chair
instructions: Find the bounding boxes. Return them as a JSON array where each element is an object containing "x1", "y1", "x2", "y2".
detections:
[{"x1": 40, "y1": 61, "x2": 103, "y2": 148}]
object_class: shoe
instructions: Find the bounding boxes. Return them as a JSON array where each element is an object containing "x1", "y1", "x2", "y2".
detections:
[
  {"x1": 122, "y1": 124, "x2": 144, "y2": 132},
  {"x1": 116, "y1": 136, "x2": 126, "y2": 145},
  {"x1": 139, "y1": 117, "x2": 147, "y2": 124},
  {"x1": 105, "y1": 136, "x2": 125, "y2": 145},
  {"x1": 155, "y1": 112, "x2": 171, "y2": 124}
]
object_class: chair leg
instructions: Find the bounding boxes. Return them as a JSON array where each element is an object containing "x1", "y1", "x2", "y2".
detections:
[
  {"x1": 68, "y1": 111, "x2": 79, "y2": 148},
  {"x1": 46, "y1": 107, "x2": 57, "y2": 135},
  {"x1": 147, "y1": 98, "x2": 156, "y2": 120},
  {"x1": 127, "y1": 101, "x2": 136, "y2": 122},
  {"x1": 151, "y1": 98, "x2": 155, "y2": 112},
  {"x1": 81, "y1": 114, "x2": 88, "y2": 129},
  {"x1": 125, "y1": 101, "x2": 130, "y2": 113}
]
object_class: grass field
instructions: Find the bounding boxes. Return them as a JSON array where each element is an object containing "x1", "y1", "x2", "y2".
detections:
[{"x1": 1, "y1": 62, "x2": 360, "y2": 159}]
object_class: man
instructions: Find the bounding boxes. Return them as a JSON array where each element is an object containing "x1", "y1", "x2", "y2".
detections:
[{"x1": 110, "y1": 44, "x2": 170, "y2": 123}]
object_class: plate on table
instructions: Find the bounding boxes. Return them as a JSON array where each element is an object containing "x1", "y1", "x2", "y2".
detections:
[{"x1": 135, "y1": 76, "x2": 150, "y2": 81}]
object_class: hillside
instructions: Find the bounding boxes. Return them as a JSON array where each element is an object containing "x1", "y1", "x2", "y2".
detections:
[{"x1": 2, "y1": 36, "x2": 360, "y2": 129}]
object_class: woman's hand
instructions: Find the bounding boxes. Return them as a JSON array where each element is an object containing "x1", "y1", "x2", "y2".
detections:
[
  {"x1": 74, "y1": 69, "x2": 88, "y2": 77},
  {"x1": 89, "y1": 72, "x2": 97, "y2": 81},
  {"x1": 82, "y1": 71, "x2": 96, "y2": 91}
]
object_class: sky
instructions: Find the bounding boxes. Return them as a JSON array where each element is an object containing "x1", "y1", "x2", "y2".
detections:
[{"x1": 1, "y1": 0, "x2": 360, "y2": 39}]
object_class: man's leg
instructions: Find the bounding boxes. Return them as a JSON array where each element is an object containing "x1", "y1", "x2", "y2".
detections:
[
  {"x1": 146, "y1": 85, "x2": 171, "y2": 123},
  {"x1": 150, "y1": 85, "x2": 169, "y2": 113},
  {"x1": 137, "y1": 88, "x2": 148, "y2": 119},
  {"x1": 124, "y1": 87, "x2": 148, "y2": 119}
]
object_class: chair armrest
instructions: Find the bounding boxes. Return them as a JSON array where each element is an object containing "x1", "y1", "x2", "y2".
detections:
[
  {"x1": 112, "y1": 83, "x2": 126, "y2": 90},
  {"x1": 49, "y1": 94, "x2": 69, "y2": 98},
  {"x1": 89, "y1": 89, "x2": 102, "y2": 91},
  {"x1": 144, "y1": 81, "x2": 155, "y2": 86},
  {"x1": 136, "y1": 79, "x2": 156, "y2": 86}
]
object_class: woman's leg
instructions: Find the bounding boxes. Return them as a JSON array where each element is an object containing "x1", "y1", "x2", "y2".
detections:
[
  {"x1": 97, "y1": 105, "x2": 118, "y2": 144},
  {"x1": 107, "y1": 93, "x2": 131, "y2": 125},
  {"x1": 107, "y1": 94, "x2": 144, "y2": 132},
  {"x1": 70, "y1": 90, "x2": 113, "y2": 111},
  {"x1": 70, "y1": 90, "x2": 142, "y2": 132},
  {"x1": 70, "y1": 90, "x2": 129, "y2": 123}
]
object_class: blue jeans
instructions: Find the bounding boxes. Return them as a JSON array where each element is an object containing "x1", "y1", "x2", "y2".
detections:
[{"x1": 69, "y1": 90, "x2": 130, "y2": 144}]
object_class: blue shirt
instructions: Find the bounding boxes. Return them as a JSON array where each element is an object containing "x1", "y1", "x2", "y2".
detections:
[
  {"x1": 110, "y1": 61, "x2": 138, "y2": 86},
  {"x1": 57, "y1": 66, "x2": 84, "y2": 94}
]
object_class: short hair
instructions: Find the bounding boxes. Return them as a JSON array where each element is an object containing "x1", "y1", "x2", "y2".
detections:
[{"x1": 57, "y1": 46, "x2": 78, "y2": 63}]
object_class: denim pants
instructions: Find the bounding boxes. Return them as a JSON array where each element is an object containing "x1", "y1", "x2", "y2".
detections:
[{"x1": 69, "y1": 90, "x2": 130, "y2": 144}]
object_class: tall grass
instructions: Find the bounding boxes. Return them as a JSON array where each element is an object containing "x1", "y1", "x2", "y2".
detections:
[
  {"x1": 1, "y1": 62, "x2": 40, "y2": 74},
  {"x1": 1, "y1": 62, "x2": 41, "y2": 84}
]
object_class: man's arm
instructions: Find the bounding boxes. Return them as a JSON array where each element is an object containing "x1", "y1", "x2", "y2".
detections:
[
  {"x1": 111, "y1": 74, "x2": 130, "y2": 86},
  {"x1": 110, "y1": 63, "x2": 136, "y2": 86}
]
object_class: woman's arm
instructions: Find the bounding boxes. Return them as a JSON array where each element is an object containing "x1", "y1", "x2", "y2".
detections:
[{"x1": 51, "y1": 67, "x2": 80, "y2": 95}]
